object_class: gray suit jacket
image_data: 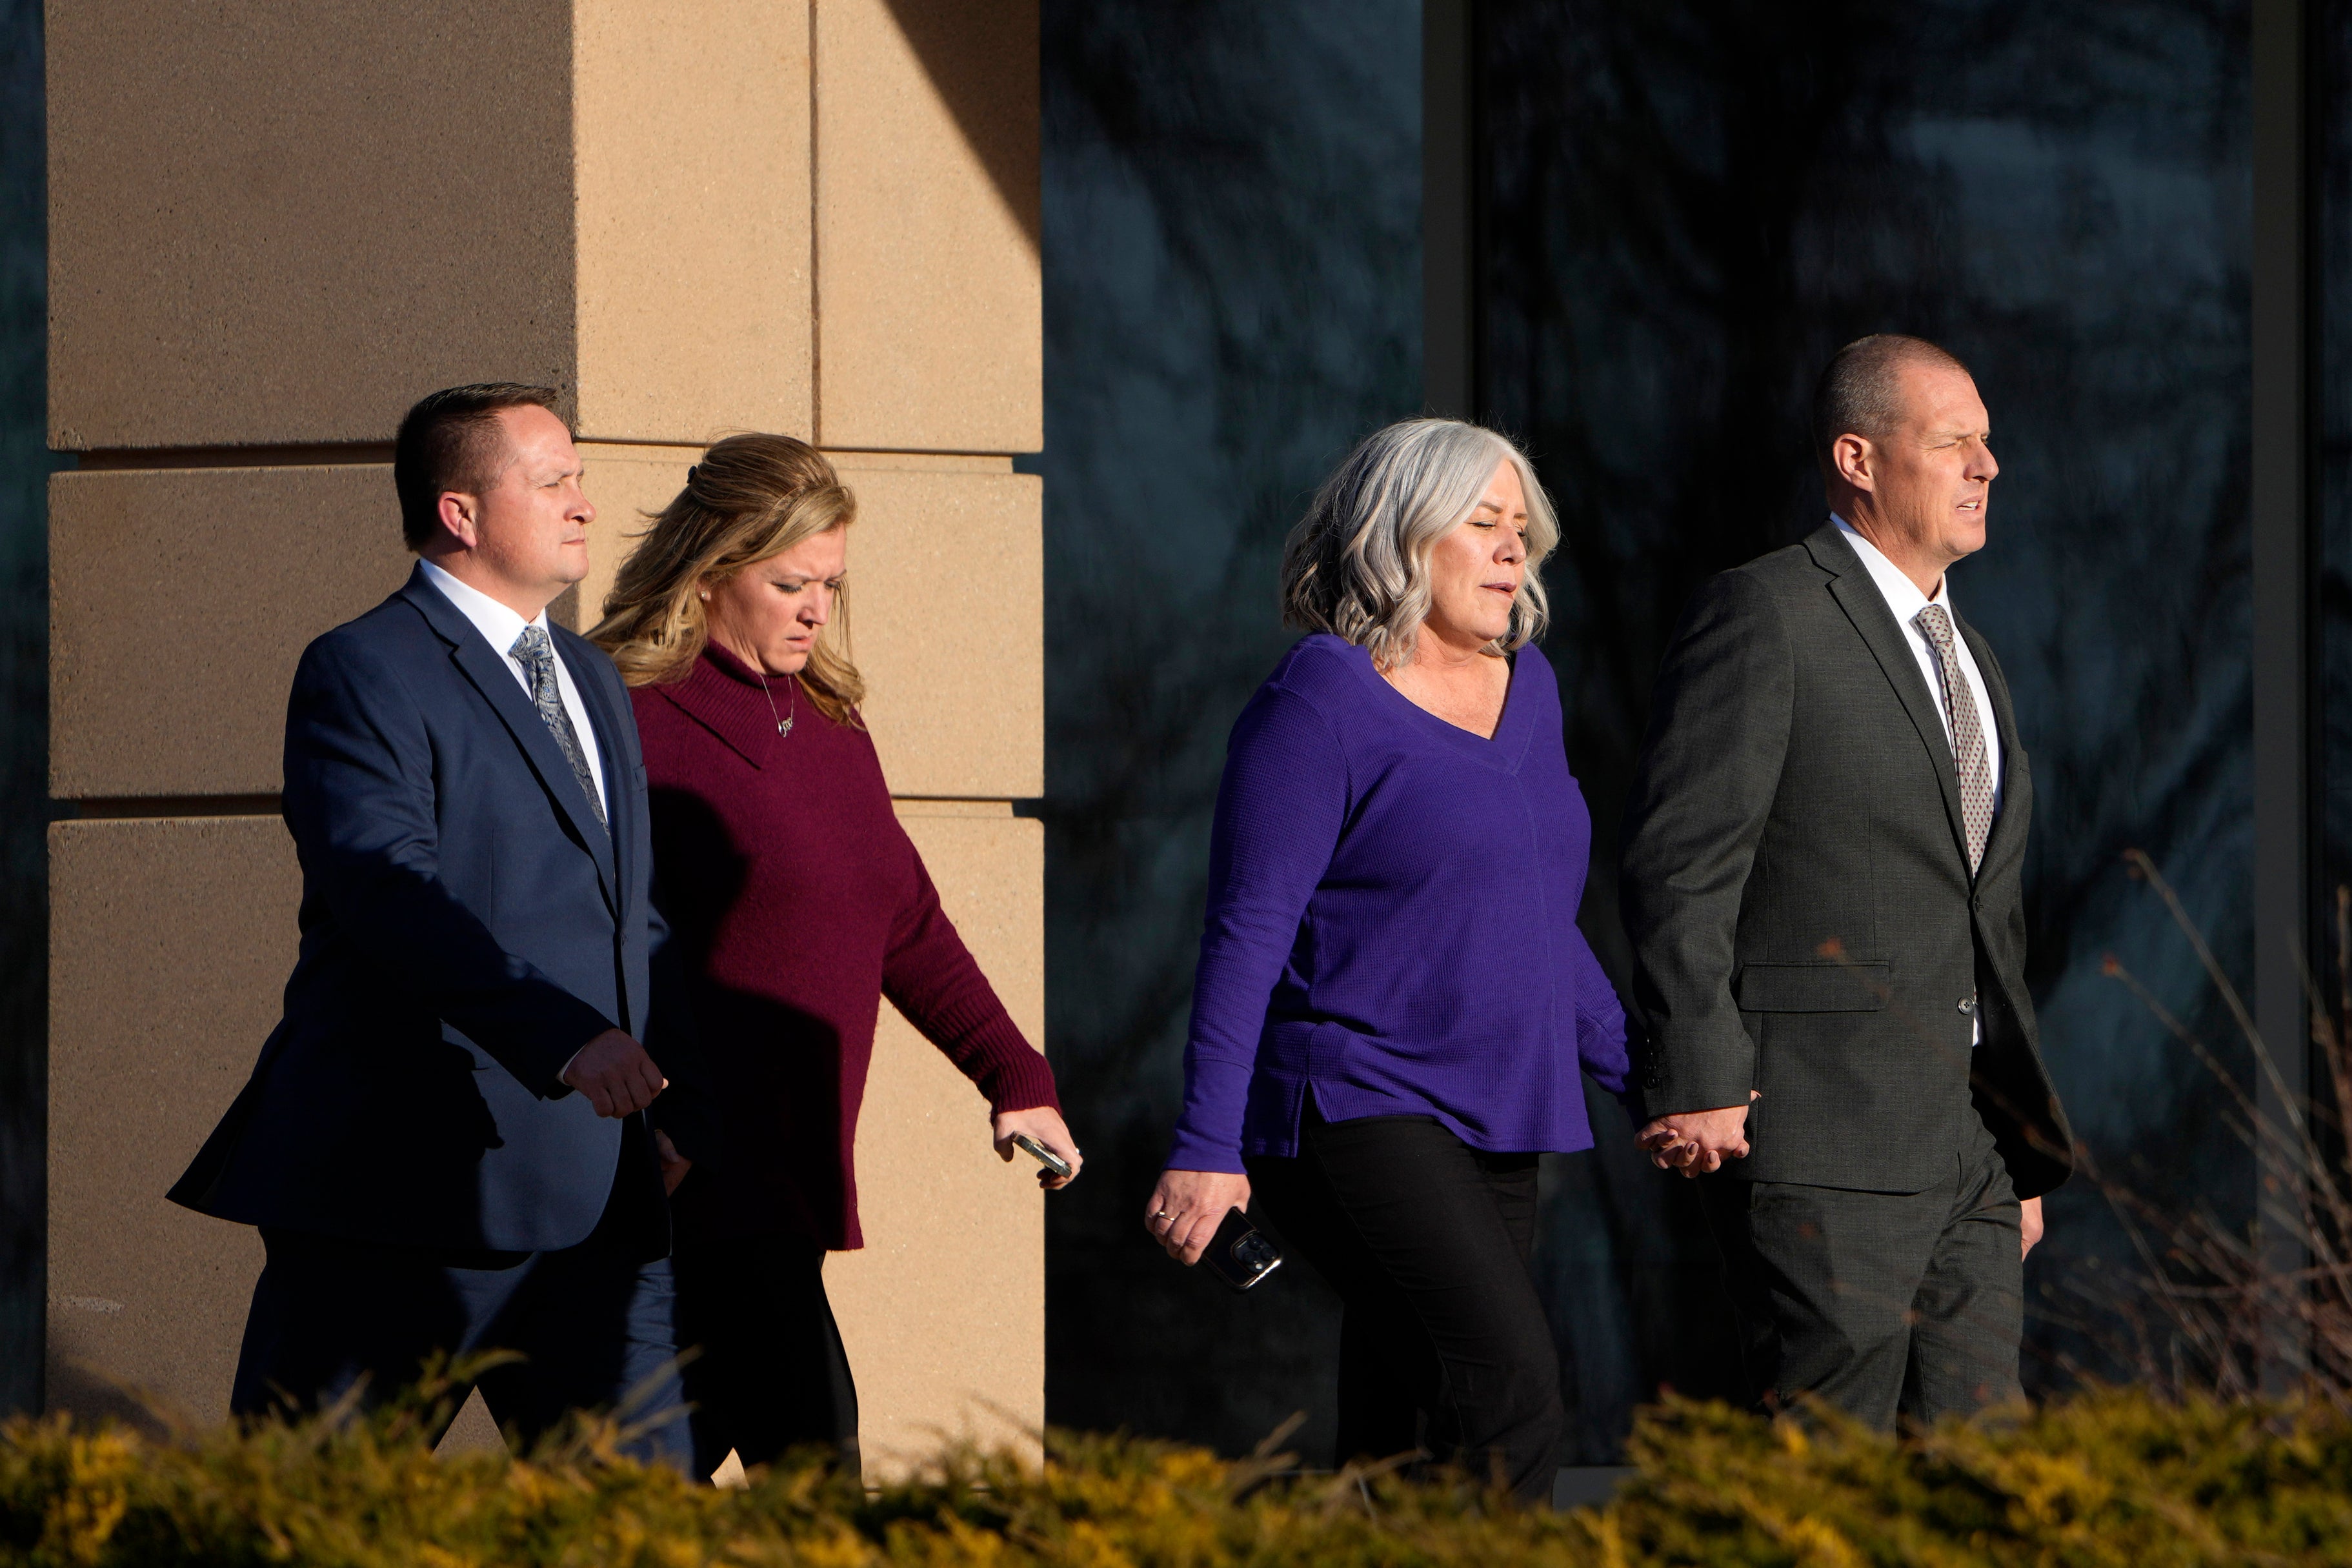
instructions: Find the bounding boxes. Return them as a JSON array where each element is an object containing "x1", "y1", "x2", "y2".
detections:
[{"x1": 1620, "y1": 523, "x2": 2073, "y2": 1199}]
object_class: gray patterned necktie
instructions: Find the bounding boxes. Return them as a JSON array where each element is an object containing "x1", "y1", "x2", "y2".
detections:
[
  {"x1": 508, "y1": 625, "x2": 608, "y2": 830},
  {"x1": 1916, "y1": 603, "x2": 1992, "y2": 874}
]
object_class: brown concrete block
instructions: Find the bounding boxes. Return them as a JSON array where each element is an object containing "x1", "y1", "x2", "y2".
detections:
[
  {"x1": 827, "y1": 810, "x2": 1045, "y2": 1472},
  {"x1": 48, "y1": 1, "x2": 574, "y2": 450},
  {"x1": 49, "y1": 452, "x2": 1033, "y2": 801},
  {"x1": 815, "y1": 0, "x2": 1041, "y2": 453},
  {"x1": 50, "y1": 465, "x2": 413, "y2": 799},
  {"x1": 575, "y1": 1, "x2": 813, "y2": 444},
  {"x1": 834, "y1": 459, "x2": 1041, "y2": 798},
  {"x1": 46, "y1": 816, "x2": 298, "y2": 1425}
]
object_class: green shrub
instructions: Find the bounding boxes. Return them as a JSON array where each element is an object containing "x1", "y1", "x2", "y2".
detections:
[{"x1": 5, "y1": 1385, "x2": 2352, "y2": 1567}]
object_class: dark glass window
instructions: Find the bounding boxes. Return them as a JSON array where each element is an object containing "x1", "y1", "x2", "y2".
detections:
[
  {"x1": 1038, "y1": 0, "x2": 1423, "y2": 1460},
  {"x1": 1480, "y1": 0, "x2": 2255, "y2": 1455}
]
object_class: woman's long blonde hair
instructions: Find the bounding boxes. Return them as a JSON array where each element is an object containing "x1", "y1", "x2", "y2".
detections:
[{"x1": 590, "y1": 433, "x2": 865, "y2": 725}]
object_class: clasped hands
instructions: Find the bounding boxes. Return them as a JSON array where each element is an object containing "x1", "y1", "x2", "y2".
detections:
[
  {"x1": 1638, "y1": 1090, "x2": 2045, "y2": 1259},
  {"x1": 1635, "y1": 1091, "x2": 1759, "y2": 1177},
  {"x1": 560, "y1": 1028, "x2": 690, "y2": 1194}
]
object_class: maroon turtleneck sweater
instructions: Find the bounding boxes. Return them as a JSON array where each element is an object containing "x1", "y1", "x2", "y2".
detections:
[{"x1": 632, "y1": 643, "x2": 1059, "y2": 1250}]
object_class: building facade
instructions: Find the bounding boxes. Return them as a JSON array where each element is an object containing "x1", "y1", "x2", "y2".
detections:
[{"x1": 43, "y1": 0, "x2": 1047, "y2": 1470}]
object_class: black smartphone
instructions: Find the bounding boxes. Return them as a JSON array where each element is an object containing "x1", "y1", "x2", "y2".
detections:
[
  {"x1": 1201, "y1": 1207, "x2": 1283, "y2": 1292},
  {"x1": 1007, "y1": 1131, "x2": 1072, "y2": 1179}
]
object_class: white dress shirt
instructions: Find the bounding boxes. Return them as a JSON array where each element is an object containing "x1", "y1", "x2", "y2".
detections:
[
  {"x1": 1831, "y1": 517, "x2": 2002, "y2": 817},
  {"x1": 419, "y1": 558, "x2": 608, "y2": 817},
  {"x1": 1833, "y1": 518, "x2": 2000, "y2": 1046}
]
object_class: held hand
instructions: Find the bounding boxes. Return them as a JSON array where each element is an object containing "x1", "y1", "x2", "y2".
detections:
[
  {"x1": 559, "y1": 1029, "x2": 668, "y2": 1118},
  {"x1": 994, "y1": 1106, "x2": 1083, "y2": 1190},
  {"x1": 2020, "y1": 1194, "x2": 2044, "y2": 1260},
  {"x1": 1636, "y1": 1091, "x2": 1759, "y2": 1178},
  {"x1": 655, "y1": 1129, "x2": 691, "y2": 1196},
  {"x1": 1145, "y1": 1169, "x2": 1252, "y2": 1266}
]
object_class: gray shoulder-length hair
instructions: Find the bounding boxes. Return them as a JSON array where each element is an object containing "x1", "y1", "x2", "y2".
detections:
[{"x1": 1280, "y1": 417, "x2": 1558, "y2": 669}]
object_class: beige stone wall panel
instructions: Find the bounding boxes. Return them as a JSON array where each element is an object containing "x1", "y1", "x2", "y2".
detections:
[
  {"x1": 815, "y1": 0, "x2": 1041, "y2": 453},
  {"x1": 48, "y1": 455, "x2": 1037, "y2": 801},
  {"x1": 834, "y1": 459, "x2": 1040, "y2": 798},
  {"x1": 47, "y1": 0, "x2": 575, "y2": 450},
  {"x1": 46, "y1": 816, "x2": 297, "y2": 1424},
  {"x1": 49, "y1": 465, "x2": 412, "y2": 799},
  {"x1": 827, "y1": 810, "x2": 1044, "y2": 1472},
  {"x1": 572, "y1": 442, "x2": 696, "y2": 632},
  {"x1": 574, "y1": 1, "x2": 814, "y2": 444}
]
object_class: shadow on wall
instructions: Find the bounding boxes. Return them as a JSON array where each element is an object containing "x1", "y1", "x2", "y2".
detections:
[{"x1": 879, "y1": 0, "x2": 1041, "y2": 256}]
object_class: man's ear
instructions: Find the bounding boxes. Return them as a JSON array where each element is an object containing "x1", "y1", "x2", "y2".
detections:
[
  {"x1": 435, "y1": 490, "x2": 481, "y2": 550},
  {"x1": 1831, "y1": 433, "x2": 1876, "y2": 493}
]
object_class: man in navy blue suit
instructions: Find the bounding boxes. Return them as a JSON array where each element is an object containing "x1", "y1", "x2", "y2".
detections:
[{"x1": 171, "y1": 384, "x2": 712, "y2": 1465}]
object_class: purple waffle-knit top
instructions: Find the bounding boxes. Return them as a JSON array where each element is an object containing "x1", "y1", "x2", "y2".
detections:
[{"x1": 1167, "y1": 633, "x2": 1633, "y2": 1172}]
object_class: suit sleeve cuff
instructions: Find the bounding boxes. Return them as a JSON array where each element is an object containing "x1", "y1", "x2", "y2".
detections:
[{"x1": 524, "y1": 1001, "x2": 621, "y2": 1099}]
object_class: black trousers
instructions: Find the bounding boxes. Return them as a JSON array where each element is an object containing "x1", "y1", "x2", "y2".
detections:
[
  {"x1": 673, "y1": 1232, "x2": 859, "y2": 1478},
  {"x1": 230, "y1": 1145, "x2": 690, "y2": 1470},
  {"x1": 1247, "y1": 1109, "x2": 1561, "y2": 1503},
  {"x1": 1700, "y1": 1114, "x2": 2024, "y2": 1429}
]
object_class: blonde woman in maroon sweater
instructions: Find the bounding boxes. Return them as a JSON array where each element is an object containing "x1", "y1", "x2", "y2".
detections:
[{"x1": 592, "y1": 434, "x2": 1080, "y2": 1479}]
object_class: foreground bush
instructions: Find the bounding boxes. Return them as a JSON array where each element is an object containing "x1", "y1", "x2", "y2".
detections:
[{"x1": 5, "y1": 1387, "x2": 2352, "y2": 1567}]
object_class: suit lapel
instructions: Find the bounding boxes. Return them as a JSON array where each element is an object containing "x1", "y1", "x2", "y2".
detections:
[
  {"x1": 561, "y1": 630, "x2": 636, "y2": 919},
  {"x1": 398, "y1": 569, "x2": 620, "y2": 907},
  {"x1": 1804, "y1": 524, "x2": 1974, "y2": 875}
]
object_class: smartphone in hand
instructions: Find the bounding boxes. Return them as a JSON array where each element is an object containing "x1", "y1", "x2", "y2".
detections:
[
  {"x1": 1201, "y1": 1207, "x2": 1283, "y2": 1292},
  {"x1": 1007, "y1": 1131, "x2": 1072, "y2": 1180}
]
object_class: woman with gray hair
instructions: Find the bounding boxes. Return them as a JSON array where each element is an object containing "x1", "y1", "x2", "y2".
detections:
[{"x1": 1144, "y1": 417, "x2": 1632, "y2": 1502}]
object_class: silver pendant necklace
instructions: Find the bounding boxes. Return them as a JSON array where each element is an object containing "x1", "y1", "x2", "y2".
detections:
[{"x1": 756, "y1": 668, "x2": 798, "y2": 738}]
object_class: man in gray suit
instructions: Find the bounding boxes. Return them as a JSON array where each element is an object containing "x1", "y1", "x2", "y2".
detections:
[{"x1": 1620, "y1": 334, "x2": 2073, "y2": 1427}]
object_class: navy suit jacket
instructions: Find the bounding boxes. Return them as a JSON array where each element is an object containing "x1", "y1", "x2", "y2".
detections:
[{"x1": 170, "y1": 565, "x2": 712, "y2": 1252}]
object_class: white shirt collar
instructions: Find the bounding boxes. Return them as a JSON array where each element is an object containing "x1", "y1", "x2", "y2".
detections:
[
  {"x1": 417, "y1": 557, "x2": 548, "y2": 661},
  {"x1": 1831, "y1": 514, "x2": 1951, "y2": 621}
]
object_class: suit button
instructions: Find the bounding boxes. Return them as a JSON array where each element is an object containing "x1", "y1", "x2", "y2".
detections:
[{"x1": 1958, "y1": 996, "x2": 1977, "y2": 1015}]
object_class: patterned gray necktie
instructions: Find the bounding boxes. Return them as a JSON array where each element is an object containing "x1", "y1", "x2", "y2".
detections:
[
  {"x1": 1916, "y1": 603, "x2": 1993, "y2": 874},
  {"x1": 508, "y1": 625, "x2": 608, "y2": 830}
]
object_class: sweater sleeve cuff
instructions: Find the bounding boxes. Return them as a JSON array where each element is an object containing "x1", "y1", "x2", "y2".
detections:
[
  {"x1": 1575, "y1": 1007, "x2": 1633, "y2": 1100},
  {"x1": 925, "y1": 996, "x2": 1061, "y2": 1114},
  {"x1": 1163, "y1": 1054, "x2": 1253, "y2": 1173},
  {"x1": 1162, "y1": 1130, "x2": 1249, "y2": 1175},
  {"x1": 980, "y1": 1038, "x2": 1061, "y2": 1116}
]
